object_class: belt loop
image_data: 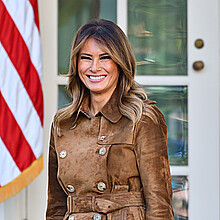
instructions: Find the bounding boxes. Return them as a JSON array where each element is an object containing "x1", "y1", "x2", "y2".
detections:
[
  {"x1": 91, "y1": 196, "x2": 96, "y2": 212},
  {"x1": 107, "y1": 213, "x2": 112, "y2": 220},
  {"x1": 67, "y1": 195, "x2": 72, "y2": 214}
]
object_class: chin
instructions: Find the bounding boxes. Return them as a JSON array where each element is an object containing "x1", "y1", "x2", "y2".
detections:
[
  {"x1": 89, "y1": 89, "x2": 106, "y2": 94},
  {"x1": 87, "y1": 85, "x2": 107, "y2": 93}
]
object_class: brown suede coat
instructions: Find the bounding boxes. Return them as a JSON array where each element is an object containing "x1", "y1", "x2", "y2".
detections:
[{"x1": 46, "y1": 91, "x2": 174, "y2": 220}]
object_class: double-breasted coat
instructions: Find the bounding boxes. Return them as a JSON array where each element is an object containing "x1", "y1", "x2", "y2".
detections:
[{"x1": 46, "y1": 90, "x2": 174, "y2": 220}]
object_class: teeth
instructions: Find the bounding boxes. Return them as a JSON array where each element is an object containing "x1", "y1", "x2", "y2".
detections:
[{"x1": 89, "y1": 75, "x2": 106, "y2": 80}]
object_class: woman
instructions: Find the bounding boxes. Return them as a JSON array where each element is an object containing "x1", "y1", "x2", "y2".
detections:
[{"x1": 46, "y1": 19, "x2": 174, "y2": 220}]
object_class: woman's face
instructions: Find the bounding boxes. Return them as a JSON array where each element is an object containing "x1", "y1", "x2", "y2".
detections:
[{"x1": 78, "y1": 38, "x2": 119, "y2": 97}]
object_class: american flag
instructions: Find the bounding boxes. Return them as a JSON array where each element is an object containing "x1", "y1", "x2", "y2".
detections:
[{"x1": 0, "y1": 0, "x2": 43, "y2": 202}]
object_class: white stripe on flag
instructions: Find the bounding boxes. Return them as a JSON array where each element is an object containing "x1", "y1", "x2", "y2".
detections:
[
  {"x1": 0, "y1": 43, "x2": 43, "y2": 159},
  {"x1": 0, "y1": 137, "x2": 21, "y2": 186},
  {"x1": 2, "y1": 0, "x2": 42, "y2": 81}
]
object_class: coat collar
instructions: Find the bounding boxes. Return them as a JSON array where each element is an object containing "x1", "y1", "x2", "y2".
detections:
[
  {"x1": 75, "y1": 88, "x2": 122, "y2": 124},
  {"x1": 72, "y1": 88, "x2": 156, "y2": 126}
]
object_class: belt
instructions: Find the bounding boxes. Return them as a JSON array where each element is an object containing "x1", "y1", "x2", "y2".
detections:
[{"x1": 67, "y1": 191, "x2": 145, "y2": 214}]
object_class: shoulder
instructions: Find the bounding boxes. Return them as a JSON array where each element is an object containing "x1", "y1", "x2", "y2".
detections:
[
  {"x1": 133, "y1": 104, "x2": 168, "y2": 156},
  {"x1": 135, "y1": 103, "x2": 167, "y2": 140},
  {"x1": 142, "y1": 99, "x2": 166, "y2": 123}
]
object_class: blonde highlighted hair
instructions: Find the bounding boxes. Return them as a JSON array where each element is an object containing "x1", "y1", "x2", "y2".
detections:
[{"x1": 54, "y1": 19, "x2": 157, "y2": 133}]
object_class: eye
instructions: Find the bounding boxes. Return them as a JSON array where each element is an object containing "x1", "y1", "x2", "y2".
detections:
[
  {"x1": 100, "y1": 55, "x2": 111, "y2": 60},
  {"x1": 80, "y1": 55, "x2": 92, "y2": 60}
]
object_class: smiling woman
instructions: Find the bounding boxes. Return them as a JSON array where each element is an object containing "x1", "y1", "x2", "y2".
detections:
[{"x1": 46, "y1": 19, "x2": 174, "y2": 220}]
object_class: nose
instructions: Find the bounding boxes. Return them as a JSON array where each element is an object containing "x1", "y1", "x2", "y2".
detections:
[{"x1": 90, "y1": 59, "x2": 102, "y2": 73}]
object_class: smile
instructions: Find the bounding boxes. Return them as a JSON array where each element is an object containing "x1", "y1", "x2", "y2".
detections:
[
  {"x1": 89, "y1": 75, "x2": 106, "y2": 80},
  {"x1": 87, "y1": 75, "x2": 107, "y2": 81}
]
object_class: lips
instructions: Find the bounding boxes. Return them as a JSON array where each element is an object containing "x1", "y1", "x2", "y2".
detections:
[{"x1": 87, "y1": 74, "x2": 107, "y2": 82}]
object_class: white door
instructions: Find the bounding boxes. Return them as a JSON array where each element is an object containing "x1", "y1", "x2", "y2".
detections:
[
  {"x1": 121, "y1": 0, "x2": 219, "y2": 219},
  {"x1": 0, "y1": 0, "x2": 219, "y2": 219}
]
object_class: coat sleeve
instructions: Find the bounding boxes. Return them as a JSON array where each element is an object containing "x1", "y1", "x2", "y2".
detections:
[
  {"x1": 46, "y1": 124, "x2": 67, "y2": 220},
  {"x1": 134, "y1": 106, "x2": 174, "y2": 220}
]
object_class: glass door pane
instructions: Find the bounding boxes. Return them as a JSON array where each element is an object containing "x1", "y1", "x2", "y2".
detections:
[
  {"x1": 128, "y1": 0, "x2": 187, "y2": 75},
  {"x1": 143, "y1": 86, "x2": 188, "y2": 166},
  {"x1": 58, "y1": 85, "x2": 72, "y2": 110},
  {"x1": 172, "y1": 176, "x2": 189, "y2": 219}
]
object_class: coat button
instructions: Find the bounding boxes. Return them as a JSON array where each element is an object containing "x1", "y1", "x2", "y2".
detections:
[
  {"x1": 97, "y1": 182, "x2": 106, "y2": 191},
  {"x1": 66, "y1": 185, "x2": 75, "y2": 193},
  {"x1": 99, "y1": 136, "x2": 106, "y2": 141},
  {"x1": 93, "y1": 214, "x2": 102, "y2": 220},
  {"x1": 59, "y1": 150, "x2": 67, "y2": 159},
  {"x1": 99, "y1": 147, "x2": 106, "y2": 156},
  {"x1": 69, "y1": 216, "x2": 75, "y2": 220}
]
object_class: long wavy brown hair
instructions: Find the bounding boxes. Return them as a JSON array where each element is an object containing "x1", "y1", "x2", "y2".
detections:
[{"x1": 54, "y1": 19, "x2": 157, "y2": 135}]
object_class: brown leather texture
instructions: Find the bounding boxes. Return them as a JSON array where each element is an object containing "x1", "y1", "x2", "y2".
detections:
[
  {"x1": 66, "y1": 192, "x2": 144, "y2": 213},
  {"x1": 46, "y1": 91, "x2": 174, "y2": 220}
]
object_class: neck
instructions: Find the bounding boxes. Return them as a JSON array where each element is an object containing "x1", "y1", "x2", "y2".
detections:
[{"x1": 89, "y1": 89, "x2": 116, "y2": 116}]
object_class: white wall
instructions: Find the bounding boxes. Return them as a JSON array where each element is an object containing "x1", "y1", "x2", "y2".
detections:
[{"x1": 26, "y1": 0, "x2": 58, "y2": 219}]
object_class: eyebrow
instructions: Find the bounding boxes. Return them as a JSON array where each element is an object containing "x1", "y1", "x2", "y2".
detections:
[
  {"x1": 99, "y1": 53, "x2": 109, "y2": 56},
  {"x1": 79, "y1": 52, "x2": 109, "y2": 57},
  {"x1": 80, "y1": 53, "x2": 92, "y2": 57}
]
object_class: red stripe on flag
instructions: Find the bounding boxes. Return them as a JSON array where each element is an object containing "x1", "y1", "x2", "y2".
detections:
[
  {"x1": 28, "y1": 0, "x2": 40, "y2": 31},
  {"x1": 0, "y1": 93, "x2": 36, "y2": 172},
  {"x1": 0, "y1": 1, "x2": 43, "y2": 125}
]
